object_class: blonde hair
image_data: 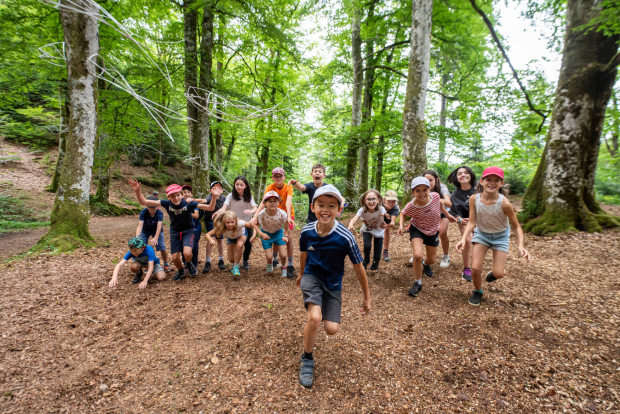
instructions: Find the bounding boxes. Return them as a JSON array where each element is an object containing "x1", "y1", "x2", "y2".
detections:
[
  {"x1": 214, "y1": 211, "x2": 240, "y2": 238},
  {"x1": 359, "y1": 189, "x2": 383, "y2": 213}
]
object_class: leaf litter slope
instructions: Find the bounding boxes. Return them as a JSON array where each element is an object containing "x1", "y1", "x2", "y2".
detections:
[{"x1": 0, "y1": 221, "x2": 618, "y2": 413}]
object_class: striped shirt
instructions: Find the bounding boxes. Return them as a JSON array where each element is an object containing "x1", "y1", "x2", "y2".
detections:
[{"x1": 402, "y1": 192, "x2": 441, "y2": 236}]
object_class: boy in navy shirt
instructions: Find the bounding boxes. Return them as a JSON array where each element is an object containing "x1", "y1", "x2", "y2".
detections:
[
  {"x1": 296, "y1": 184, "x2": 371, "y2": 388},
  {"x1": 109, "y1": 237, "x2": 166, "y2": 289},
  {"x1": 288, "y1": 163, "x2": 327, "y2": 223},
  {"x1": 136, "y1": 196, "x2": 170, "y2": 271}
]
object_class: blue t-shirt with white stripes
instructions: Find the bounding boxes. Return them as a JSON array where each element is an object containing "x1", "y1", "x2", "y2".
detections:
[{"x1": 299, "y1": 221, "x2": 363, "y2": 290}]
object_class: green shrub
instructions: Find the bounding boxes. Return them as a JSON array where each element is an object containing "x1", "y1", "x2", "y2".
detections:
[{"x1": 134, "y1": 172, "x2": 175, "y2": 188}]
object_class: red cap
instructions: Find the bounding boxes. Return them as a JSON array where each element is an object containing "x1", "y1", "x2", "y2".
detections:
[
  {"x1": 263, "y1": 190, "x2": 281, "y2": 201},
  {"x1": 166, "y1": 184, "x2": 183, "y2": 196},
  {"x1": 481, "y1": 166, "x2": 504, "y2": 180}
]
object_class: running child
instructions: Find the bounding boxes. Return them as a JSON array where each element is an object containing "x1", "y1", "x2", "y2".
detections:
[
  {"x1": 423, "y1": 170, "x2": 454, "y2": 268},
  {"x1": 205, "y1": 211, "x2": 254, "y2": 277},
  {"x1": 128, "y1": 179, "x2": 213, "y2": 281},
  {"x1": 297, "y1": 184, "x2": 371, "y2": 388},
  {"x1": 136, "y1": 196, "x2": 171, "y2": 271},
  {"x1": 213, "y1": 176, "x2": 257, "y2": 270},
  {"x1": 288, "y1": 163, "x2": 327, "y2": 224},
  {"x1": 200, "y1": 181, "x2": 227, "y2": 273},
  {"x1": 181, "y1": 185, "x2": 203, "y2": 270},
  {"x1": 381, "y1": 190, "x2": 399, "y2": 262},
  {"x1": 456, "y1": 167, "x2": 530, "y2": 306},
  {"x1": 253, "y1": 191, "x2": 291, "y2": 277},
  {"x1": 347, "y1": 189, "x2": 388, "y2": 271},
  {"x1": 109, "y1": 236, "x2": 166, "y2": 289},
  {"x1": 399, "y1": 177, "x2": 452, "y2": 297},
  {"x1": 447, "y1": 165, "x2": 477, "y2": 282},
  {"x1": 251, "y1": 167, "x2": 296, "y2": 276}
]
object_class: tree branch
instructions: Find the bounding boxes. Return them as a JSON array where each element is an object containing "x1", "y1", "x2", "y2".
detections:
[
  {"x1": 469, "y1": 0, "x2": 548, "y2": 132},
  {"x1": 364, "y1": 65, "x2": 407, "y2": 78},
  {"x1": 603, "y1": 50, "x2": 620, "y2": 72},
  {"x1": 362, "y1": 39, "x2": 410, "y2": 61}
]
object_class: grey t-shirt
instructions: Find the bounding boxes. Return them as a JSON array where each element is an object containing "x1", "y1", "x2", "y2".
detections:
[{"x1": 224, "y1": 193, "x2": 258, "y2": 222}]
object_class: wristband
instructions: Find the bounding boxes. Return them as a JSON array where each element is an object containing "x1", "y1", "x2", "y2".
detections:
[{"x1": 457, "y1": 217, "x2": 462, "y2": 224}]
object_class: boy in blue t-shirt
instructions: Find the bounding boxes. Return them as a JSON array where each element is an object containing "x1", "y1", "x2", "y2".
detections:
[
  {"x1": 109, "y1": 237, "x2": 166, "y2": 289},
  {"x1": 136, "y1": 195, "x2": 170, "y2": 271},
  {"x1": 296, "y1": 184, "x2": 371, "y2": 388}
]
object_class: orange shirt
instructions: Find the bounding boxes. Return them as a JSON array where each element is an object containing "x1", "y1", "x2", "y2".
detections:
[{"x1": 265, "y1": 183, "x2": 295, "y2": 218}]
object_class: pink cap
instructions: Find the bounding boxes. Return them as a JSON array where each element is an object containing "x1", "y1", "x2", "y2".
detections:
[
  {"x1": 271, "y1": 167, "x2": 285, "y2": 177},
  {"x1": 166, "y1": 184, "x2": 183, "y2": 196},
  {"x1": 263, "y1": 190, "x2": 281, "y2": 201},
  {"x1": 481, "y1": 166, "x2": 504, "y2": 180}
]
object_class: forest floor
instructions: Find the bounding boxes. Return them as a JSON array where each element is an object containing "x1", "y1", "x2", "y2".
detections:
[{"x1": 0, "y1": 139, "x2": 619, "y2": 413}]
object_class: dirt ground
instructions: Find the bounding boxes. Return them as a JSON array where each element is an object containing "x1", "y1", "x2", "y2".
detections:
[{"x1": 0, "y1": 216, "x2": 618, "y2": 413}]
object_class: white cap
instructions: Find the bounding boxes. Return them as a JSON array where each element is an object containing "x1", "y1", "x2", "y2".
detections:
[
  {"x1": 312, "y1": 184, "x2": 344, "y2": 205},
  {"x1": 411, "y1": 176, "x2": 430, "y2": 189}
]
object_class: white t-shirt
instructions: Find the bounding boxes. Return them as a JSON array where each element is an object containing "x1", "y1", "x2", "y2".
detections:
[
  {"x1": 356, "y1": 206, "x2": 387, "y2": 238},
  {"x1": 221, "y1": 219, "x2": 246, "y2": 239},
  {"x1": 258, "y1": 209, "x2": 288, "y2": 233},
  {"x1": 224, "y1": 193, "x2": 258, "y2": 222},
  {"x1": 440, "y1": 183, "x2": 450, "y2": 196}
]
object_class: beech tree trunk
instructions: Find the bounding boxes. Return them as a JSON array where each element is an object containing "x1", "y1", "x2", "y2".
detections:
[
  {"x1": 521, "y1": 0, "x2": 620, "y2": 234},
  {"x1": 401, "y1": 0, "x2": 433, "y2": 202},
  {"x1": 42, "y1": 0, "x2": 99, "y2": 248},
  {"x1": 47, "y1": 95, "x2": 69, "y2": 193},
  {"x1": 605, "y1": 90, "x2": 619, "y2": 157},
  {"x1": 183, "y1": 0, "x2": 198, "y2": 147},
  {"x1": 357, "y1": 2, "x2": 375, "y2": 194},
  {"x1": 345, "y1": 4, "x2": 363, "y2": 202},
  {"x1": 438, "y1": 73, "x2": 449, "y2": 164}
]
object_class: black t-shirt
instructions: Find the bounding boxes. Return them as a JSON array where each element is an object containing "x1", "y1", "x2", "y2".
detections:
[
  {"x1": 384, "y1": 205, "x2": 400, "y2": 223},
  {"x1": 302, "y1": 182, "x2": 325, "y2": 222},
  {"x1": 201, "y1": 195, "x2": 226, "y2": 224},
  {"x1": 139, "y1": 208, "x2": 163, "y2": 235},
  {"x1": 450, "y1": 184, "x2": 477, "y2": 219},
  {"x1": 160, "y1": 199, "x2": 198, "y2": 232}
]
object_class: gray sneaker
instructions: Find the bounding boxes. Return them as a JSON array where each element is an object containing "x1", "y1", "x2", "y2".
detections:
[
  {"x1": 242, "y1": 260, "x2": 249, "y2": 271},
  {"x1": 265, "y1": 263, "x2": 273, "y2": 273},
  {"x1": 299, "y1": 355, "x2": 315, "y2": 388},
  {"x1": 469, "y1": 290, "x2": 483, "y2": 306},
  {"x1": 440, "y1": 255, "x2": 450, "y2": 268}
]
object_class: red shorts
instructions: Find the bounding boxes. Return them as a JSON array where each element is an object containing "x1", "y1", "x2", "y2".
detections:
[{"x1": 289, "y1": 216, "x2": 295, "y2": 231}]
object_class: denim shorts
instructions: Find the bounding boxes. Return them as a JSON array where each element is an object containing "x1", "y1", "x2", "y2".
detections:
[
  {"x1": 226, "y1": 227, "x2": 248, "y2": 244},
  {"x1": 472, "y1": 227, "x2": 510, "y2": 253},
  {"x1": 260, "y1": 228, "x2": 286, "y2": 250},
  {"x1": 169, "y1": 228, "x2": 195, "y2": 254},
  {"x1": 136, "y1": 261, "x2": 165, "y2": 275},
  {"x1": 139, "y1": 232, "x2": 166, "y2": 251}
]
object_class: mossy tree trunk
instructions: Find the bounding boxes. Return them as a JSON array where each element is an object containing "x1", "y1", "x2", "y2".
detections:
[
  {"x1": 40, "y1": 0, "x2": 99, "y2": 250},
  {"x1": 357, "y1": 1, "x2": 375, "y2": 194},
  {"x1": 47, "y1": 95, "x2": 69, "y2": 193},
  {"x1": 438, "y1": 73, "x2": 449, "y2": 164},
  {"x1": 401, "y1": 0, "x2": 432, "y2": 204},
  {"x1": 520, "y1": 0, "x2": 620, "y2": 235},
  {"x1": 184, "y1": 0, "x2": 198, "y2": 150}
]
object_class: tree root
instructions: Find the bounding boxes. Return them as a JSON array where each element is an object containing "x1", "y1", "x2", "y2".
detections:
[
  {"x1": 35, "y1": 232, "x2": 96, "y2": 253},
  {"x1": 523, "y1": 208, "x2": 620, "y2": 236}
]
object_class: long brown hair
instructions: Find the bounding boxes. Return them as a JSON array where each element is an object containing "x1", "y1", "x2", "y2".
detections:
[
  {"x1": 421, "y1": 169, "x2": 441, "y2": 194},
  {"x1": 359, "y1": 189, "x2": 383, "y2": 213}
]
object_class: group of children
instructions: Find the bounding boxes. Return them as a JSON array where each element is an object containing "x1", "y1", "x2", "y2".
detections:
[{"x1": 110, "y1": 163, "x2": 530, "y2": 389}]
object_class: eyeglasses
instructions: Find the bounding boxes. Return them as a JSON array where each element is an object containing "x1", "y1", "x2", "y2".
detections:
[{"x1": 366, "y1": 198, "x2": 378, "y2": 203}]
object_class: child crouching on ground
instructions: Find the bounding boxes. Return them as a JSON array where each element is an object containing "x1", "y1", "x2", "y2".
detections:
[
  {"x1": 205, "y1": 211, "x2": 254, "y2": 277},
  {"x1": 297, "y1": 184, "x2": 371, "y2": 388},
  {"x1": 109, "y1": 237, "x2": 166, "y2": 289},
  {"x1": 253, "y1": 191, "x2": 291, "y2": 278}
]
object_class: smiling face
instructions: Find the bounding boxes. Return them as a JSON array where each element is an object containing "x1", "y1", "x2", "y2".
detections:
[
  {"x1": 225, "y1": 218, "x2": 237, "y2": 230},
  {"x1": 182, "y1": 189, "x2": 193, "y2": 199},
  {"x1": 364, "y1": 191, "x2": 380, "y2": 211},
  {"x1": 129, "y1": 246, "x2": 145, "y2": 256},
  {"x1": 311, "y1": 195, "x2": 341, "y2": 226},
  {"x1": 385, "y1": 199, "x2": 397, "y2": 210},
  {"x1": 272, "y1": 173, "x2": 284, "y2": 186},
  {"x1": 481, "y1": 175, "x2": 504, "y2": 194},
  {"x1": 234, "y1": 180, "x2": 245, "y2": 196},
  {"x1": 457, "y1": 168, "x2": 471, "y2": 185},
  {"x1": 265, "y1": 197, "x2": 279, "y2": 210},
  {"x1": 411, "y1": 185, "x2": 430, "y2": 203},
  {"x1": 167, "y1": 191, "x2": 183, "y2": 204},
  {"x1": 311, "y1": 168, "x2": 326, "y2": 183}
]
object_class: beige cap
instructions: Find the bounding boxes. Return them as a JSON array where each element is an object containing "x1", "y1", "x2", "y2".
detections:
[{"x1": 384, "y1": 190, "x2": 398, "y2": 201}]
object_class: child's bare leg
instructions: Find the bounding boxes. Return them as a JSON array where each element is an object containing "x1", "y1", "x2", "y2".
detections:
[
  {"x1": 286, "y1": 236, "x2": 294, "y2": 263},
  {"x1": 411, "y1": 238, "x2": 425, "y2": 280},
  {"x1": 491, "y1": 250, "x2": 508, "y2": 279},
  {"x1": 458, "y1": 222, "x2": 473, "y2": 267},
  {"x1": 425, "y1": 245, "x2": 438, "y2": 265},
  {"x1": 303, "y1": 304, "x2": 323, "y2": 353},
  {"x1": 383, "y1": 228, "x2": 391, "y2": 251},
  {"x1": 439, "y1": 218, "x2": 449, "y2": 255},
  {"x1": 265, "y1": 247, "x2": 273, "y2": 264},
  {"x1": 183, "y1": 246, "x2": 193, "y2": 265},
  {"x1": 234, "y1": 236, "x2": 246, "y2": 264},
  {"x1": 471, "y1": 244, "x2": 489, "y2": 291},
  {"x1": 171, "y1": 252, "x2": 183, "y2": 270},
  {"x1": 155, "y1": 270, "x2": 166, "y2": 281},
  {"x1": 205, "y1": 240, "x2": 213, "y2": 260},
  {"x1": 323, "y1": 321, "x2": 340, "y2": 336},
  {"x1": 161, "y1": 250, "x2": 169, "y2": 264},
  {"x1": 216, "y1": 239, "x2": 224, "y2": 258},
  {"x1": 278, "y1": 244, "x2": 287, "y2": 268},
  {"x1": 226, "y1": 244, "x2": 236, "y2": 264},
  {"x1": 129, "y1": 262, "x2": 142, "y2": 274}
]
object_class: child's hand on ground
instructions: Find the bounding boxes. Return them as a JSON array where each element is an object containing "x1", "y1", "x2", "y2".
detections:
[
  {"x1": 519, "y1": 247, "x2": 531, "y2": 263},
  {"x1": 360, "y1": 298, "x2": 371, "y2": 315},
  {"x1": 109, "y1": 277, "x2": 118, "y2": 288},
  {"x1": 127, "y1": 178, "x2": 141, "y2": 192},
  {"x1": 138, "y1": 280, "x2": 148, "y2": 289}
]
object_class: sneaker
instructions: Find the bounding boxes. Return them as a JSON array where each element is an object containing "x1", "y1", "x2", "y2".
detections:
[
  {"x1": 440, "y1": 255, "x2": 450, "y2": 268},
  {"x1": 298, "y1": 355, "x2": 315, "y2": 388},
  {"x1": 422, "y1": 260, "x2": 433, "y2": 277},
  {"x1": 409, "y1": 255, "x2": 414, "y2": 264},
  {"x1": 163, "y1": 262, "x2": 171, "y2": 272},
  {"x1": 242, "y1": 260, "x2": 250, "y2": 271},
  {"x1": 486, "y1": 271, "x2": 497, "y2": 283},
  {"x1": 469, "y1": 290, "x2": 483, "y2": 306},
  {"x1": 231, "y1": 266, "x2": 240, "y2": 277},
  {"x1": 187, "y1": 262, "x2": 198, "y2": 277},
  {"x1": 287, "y1": 265, "x2": 295, "y2": 279},
  {"x1": 202, "y1": 261, "x2": 211, "y2": 274},
  {"x1": 132, "y1": 270, "x2": 143, "y2": 284},
  {"x1": 172, "y1": 269, "x2": 185, "y2": 281},
  {"x1": 370, "y1": 260, "x2": 379, "y2": 271},
  {"x1": 281, "y1": 268, "x2": 288, "y2": 278},
  {"x1": 383, "y1": 250, "x2": 391, "y2": 262},
  {"x1": 218, "y1": 259, "x2": 226, "y2": 270},
  {"x1": 462, "y1": 268, "x2": 472, "y2": 282},
  {"x1": 408, "y1": 282, "x2": 422, "y2": 297},
  {"x1": 272, "y1": 257, "x2": 280, "y2": 268},
  {"x1": 265, "y1": 263, "x2": 273, "y2": 273},
  {"x1": 362, "y1": 259, "x2": 370, "y2": 270}
]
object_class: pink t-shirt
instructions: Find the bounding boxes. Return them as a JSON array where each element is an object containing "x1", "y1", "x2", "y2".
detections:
[{"x1": 401, "y1": 192, "x2": 441, "y2": 236}]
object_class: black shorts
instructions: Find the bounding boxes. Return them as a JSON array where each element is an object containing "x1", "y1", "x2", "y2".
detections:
[
  {"x1": 409, "y1": 226, "x2": 439, "y2": 247},
  {"x1": 440, "y1": 213, "x2": 447, "y2": 220}
]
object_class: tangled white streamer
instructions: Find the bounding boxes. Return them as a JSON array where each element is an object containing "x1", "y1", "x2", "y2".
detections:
[{"x1": 38, "y1": 42, "x2": 66, "y2": 67}]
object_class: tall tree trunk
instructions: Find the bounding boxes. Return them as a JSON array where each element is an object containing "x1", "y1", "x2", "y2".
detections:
[
  {"x1": 605, "y1": 90, "x2": 619, "y2": 157},
  {"x1": 521, "y1": 0, "x2": 620, "y2": 234},
  {"x1": 94, "y1": 166, "x2": 110, "y2": 204},
  {"x1": 223, "y1": 134, "x2": 236, "y2": 173},
  {"x1": 214, "y1": 15, "x2": 226, "y2": 168},
  {"x1": 357, "y1": 2, "x2": 375, "y2": 193},
  {"x1": 47, "y1": 93, "x2": 69, "y2": 193},
  {"x1": 42, "y1": 0, "x2": 99, "y2": 249},
  {"x1": 401, "y1": 0, "x2": 433, "y2": 203},
  {"x1": 438, "y1": 73, "x2": 449, "y2": 164},
  {"x1": 375, "y1": 71, "x2": 392, "y2": 192},
  {"x1": 345, "y1": 4, "x2": 363, "y2": 202},
  {"x1": 184, "y1": 0, "x2": 198, "y2": 148}
]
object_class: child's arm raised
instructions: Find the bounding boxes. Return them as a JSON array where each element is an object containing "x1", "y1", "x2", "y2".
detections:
[
  {"x1": 455, "y1": 197, "x2": 477, "y2": 253},
  {"x1": 503, "y1": 197, "x2": 530, "y2": 262},
  {"x1": 199, "y1": 186, "x2": 223, "y2": 211},
  {"x1": 352, "y1": 262, "x2": 371, "y2": 315},
  {"x1": 139, "y1": 261, "x2": 154, "y2": 289},
  {"x1": 128, "y1": 179, "x2": 161, "y2": 206},
  {"x1": 288, "y1": 179, "x2": 306, "y2": 192},
  {"x1": 109, "y1": 259, "x2": 127, "y2": 287}
]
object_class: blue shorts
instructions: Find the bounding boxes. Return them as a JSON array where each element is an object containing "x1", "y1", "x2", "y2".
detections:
[
  {"x1": 139, "y1": 232, "x2": 166, "y2": 251},
  {"x1": 204, "y1": 221, "x2": 223, "y2": 239},
  {"x1": 471, "y1": 227, "x2": 510, "y2": 253},
  {"x1": 260, "y1": 228, "x2": 286, "y2": 250},
  {"x1": 227, "y1": 227, "x2": 247, "y2": 245},
  {"x1": 169, "y1": 228, "x2": 195, "y2": 254}
]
